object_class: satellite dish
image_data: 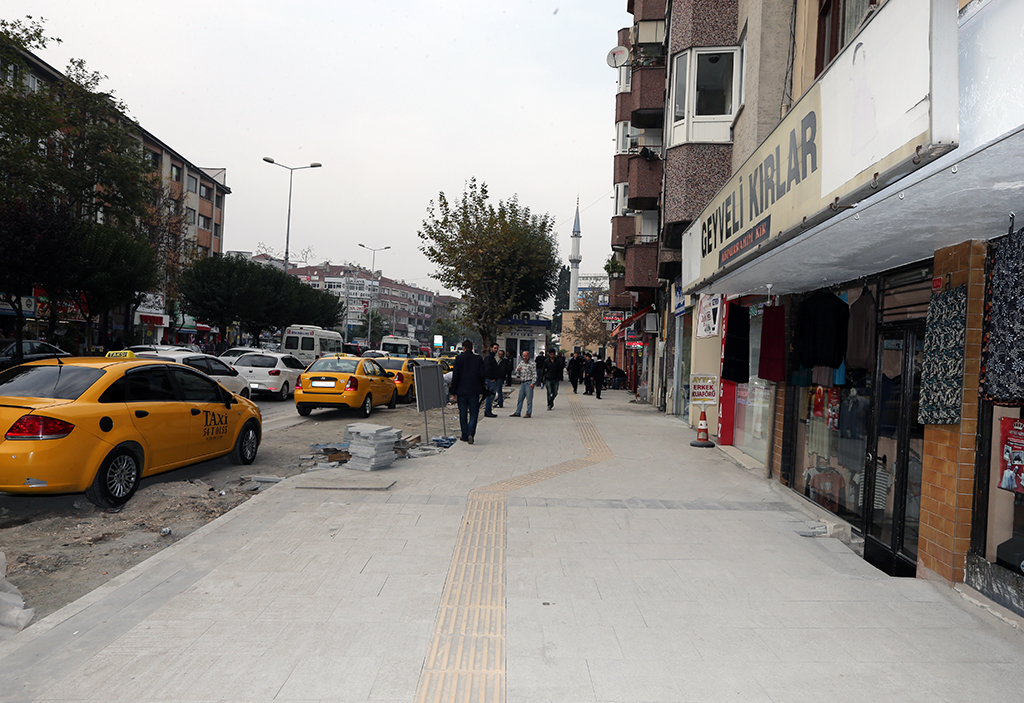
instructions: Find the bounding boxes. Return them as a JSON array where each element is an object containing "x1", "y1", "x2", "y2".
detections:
[{"x1": 606, "y1": 46, "x2": 629, "y2": 69}]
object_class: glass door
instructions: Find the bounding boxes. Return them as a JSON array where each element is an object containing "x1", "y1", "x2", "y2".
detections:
[{"x1": 864, "y1": 324, "x2": 925, "y2": 577}]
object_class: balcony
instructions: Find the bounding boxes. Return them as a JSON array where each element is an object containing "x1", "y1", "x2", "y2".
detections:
[
  {"x1": 624, "y1": 238, "x2": 659, "y2": 290},
  {"x1": 611, "y1": 215, "x2": 635, "y2": 251},
  {"x1": 627, "y1": 65, "x2": 665, "y2": 129},
  {"x1": 608, "y1": 274, "x2": 633, "y2": 310},
  {"x1": 626, "y1": 153, "x2": 663, "y2": 210},
  {"x1": 628, "y1": 0, "x2": 666, "y2": 21}
]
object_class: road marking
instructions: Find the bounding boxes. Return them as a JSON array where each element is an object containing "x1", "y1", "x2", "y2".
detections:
[{"x1": 415, "y1": 394, "x2": 608, "y2": 703}]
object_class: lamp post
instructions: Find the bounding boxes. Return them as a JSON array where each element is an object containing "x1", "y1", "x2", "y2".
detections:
[
  {"x1": 262, "y1": 157, "x2": 321, "y2": 273},
  {"x1": 358, "y1": 243, "x2": 390, "y2": 348}
]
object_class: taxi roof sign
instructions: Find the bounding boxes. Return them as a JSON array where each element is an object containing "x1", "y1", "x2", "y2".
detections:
[{"x1": 105, "y1": 350, "x2": 136, "y2": 358}]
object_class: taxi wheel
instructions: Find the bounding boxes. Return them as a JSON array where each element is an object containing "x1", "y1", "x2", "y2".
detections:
[
  {"x1": 85, "y1": 447, "x2": 141, "y2": 508},
  {"x1": 361, "y1": 393, "x2": 373, "y2": 418},
  {"x1": 297, "y1": 404, "x2": 312, "y2": 417},
  {"x1": 277, "y1": 382, "x2": 290, "y2": 401},
  {"x1": 229, "y1": 420, "x2": 260, "y2": 465},
  {"x1": 240, "y1": 387, "x2": 251, "y2": 400},
  {"x1": 388, "y1": 390, "x2": 398, "y2": 409}
]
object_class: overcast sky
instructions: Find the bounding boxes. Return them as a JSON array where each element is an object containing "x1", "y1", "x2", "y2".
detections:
[{"x1": 19, "y1": 1, "x2": 632, "y2": 301}]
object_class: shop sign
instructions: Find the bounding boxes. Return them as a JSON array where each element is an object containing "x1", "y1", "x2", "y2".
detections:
[
  {"x1": 690, "y1": 374, "x2": 718, "y2": 406},
  {"x1": 672, "y1": 277, "x2": 686, "y2": 317},
  {"x1": 36, "y1": 296, "x2": 86, "y2": 323},
  {"x1": 602, "y1": 310, "x2": 625, "y2": 323},
  {"x1": 997, "y1": 418, "x2": 1024, "y2": 494},
  {"x1": 695, "y1": 294, "x2": 722, "y2": 338},
  {"x1": 138, "y1": 292, "x2": 165, "y2": 315},
  {"x1": 433, "y1": 335, "x2": 443, "y2": 347},
  {"x1": 681, "y1": 0, "x2": 958, "y2": 289},
  {"x1": 0, "y1": 295, "x2": 37, "y2": 318}
]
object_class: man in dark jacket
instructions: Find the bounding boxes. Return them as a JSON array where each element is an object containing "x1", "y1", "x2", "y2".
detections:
[
  {"x1": 495, "y1": 349, "x2": 512, "y2": 408},
  {"x1": 592, "y1": 355, "x2": 607, "y2": 400},
  {"x1": 583, "y1": 352, "x2": 594, "y2": 395},
  {"x1": 543, "y1": 348, "x2": 565, "y2": 410},
  {"x1": 449, "y1": 339, "x2": 486, "y2": 444},
  {"x1": 567, "y1": 351, "x2": 583, "y2": 394},
  {"x1": 482, "y1": 343, "x2": 501, "y2": 418}
]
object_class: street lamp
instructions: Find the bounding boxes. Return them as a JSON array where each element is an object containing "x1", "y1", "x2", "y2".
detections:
[
  {"x1": 358, "y1": 243, "x2": 390, "y2": 348},
  {"x1": 262, "y1": 157, "x2": 322, "y2": 272}
]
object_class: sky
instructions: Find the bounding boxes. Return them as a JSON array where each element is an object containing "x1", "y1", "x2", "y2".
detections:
[{"x1": 16, "y1": 1, "x2": 632, "y2": 302}]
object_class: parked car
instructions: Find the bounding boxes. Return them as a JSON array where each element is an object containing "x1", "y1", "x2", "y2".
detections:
[
  {"x1": 126, "y1": 344, "x2": 194, "y2": 354},
  {"x1": 0, "y1": 339, "x2": 71, "y2": 371},
  {"x1": 294, "y1": 354, "x2": 397, "y2": 417},
  {"x1": 0, "y1": 356, "x2": 262, "y2": 507},
  {"x1": 230, "y1": 352, "x2": 306, "y2": 400},
  {"x1": 132, "y1": 350, "x2": 251, "y2": 398},
  {"x1": 375, "y1": 356, "x2": 421, "y2": 403},
  {"x1": 342, "y1": 343, "x2": 368, "y2": 357}
]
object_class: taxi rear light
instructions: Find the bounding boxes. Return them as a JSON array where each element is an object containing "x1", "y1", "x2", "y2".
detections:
[
  {"x1": 268, "y1": 369, "x2": 282, "y2": 376},
  {"x1": 6, "y1": 415, "x2": 75, "y2": 440},
  {"x1": 396, "y1": 372, "x2": 404, "y2": 383},
  {"x1": 345, "y1": 377, "x2": 358, "y2": 391},
  {"x1": 296, "y1": 376, "x2": 304, "y2": 390}
]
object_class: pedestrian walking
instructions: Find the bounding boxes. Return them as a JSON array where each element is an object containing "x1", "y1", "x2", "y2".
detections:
[
  {"x1": 543, "y1": 348, "x2": 565, "y2": 410},
  {"x1": 592, "y1": 355, "x2": 607, "y2": 399},
  {"x1": 482, "y1": 343, "x2": 501, "y2": 418},
  {"x1": 449, "y1": 339, "x2": 486, "y2": 444},
  {"x1": 583, "y1": 352, "x2": 594, "y2": 395},
  {"x1": 495, "y1": 349, "x2": 512, "y2": 408},
  {"x1": 510, "y1": 350, "x2": 537, "y2": 418},
  {"x1": 567, "y1": 350, "x2": 583, "y2": 394}
]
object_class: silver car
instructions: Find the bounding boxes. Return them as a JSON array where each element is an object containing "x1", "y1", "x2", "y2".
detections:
[
  {"x1": 133, "y1": 350, "x2": 252, "y2": 398},
  {"x1": 231, "y1": 352, "x2": 306, "y2": 400}
]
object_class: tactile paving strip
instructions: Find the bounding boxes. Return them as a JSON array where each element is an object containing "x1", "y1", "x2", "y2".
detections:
[{"x1": 415, "y1": 395, "x2": 610, "y2": 703}]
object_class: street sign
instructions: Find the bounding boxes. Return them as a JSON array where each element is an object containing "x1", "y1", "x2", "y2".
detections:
[{"x1": 689, "y1": 374, "x2": 718, "y2": 406}]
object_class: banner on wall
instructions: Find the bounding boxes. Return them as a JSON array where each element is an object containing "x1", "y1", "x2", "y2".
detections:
[
  {"x1": 695, "y1": 294, "x2": 722, "y2": 338},
  {"x1": 998, "y1": 418, "x2": 1024, "y2": 494}
]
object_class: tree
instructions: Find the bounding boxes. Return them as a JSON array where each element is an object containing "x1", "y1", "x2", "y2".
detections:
[
  {"x1": 353, "y1": 310, "x2": 392, "y2": 348},
  {"x1": 418, "y1": 178, "x2": 560, "y2": 349},
  {"x1": 570, "y1": 289, "x2": 615, "y2": 352},
  {"x1": 551, "y1": 265, "x2": 570, "y2": 334}
]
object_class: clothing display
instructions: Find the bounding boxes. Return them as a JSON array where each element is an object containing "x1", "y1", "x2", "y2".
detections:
[
  {"x1": 982, "y1": 227, "x2": 1024, "y2": 403},
  {"x1": 846, "y1": 288, "x2": 877, "y2": 371},
  {"x1": 807, "y1": 413, "x2": 830, "y2": 459},
  {"x1": 812, "y1": 365, "x2": 833, "y2": 386},
  {"x1": 809, "y1": 470, "x2": 847, "y2": 512},
  {"x1": 722, "y1": 301, "x2": 750, "y2": 384},
  {"x1": 918, "y1": 285, "x2": 966, "y2": 425},
  {"x1": 758, "y1": 305, "x2": 786, "y2": 382},
  {"x1": 837, "y1": 392, "x2": 870, "y2": 471},
  {"x1": 796, "y1": 290, "x2": 850, "y2": 369}
]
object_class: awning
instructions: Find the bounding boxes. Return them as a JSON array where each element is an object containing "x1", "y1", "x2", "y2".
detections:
[
  {"x1": 196, "y1": 324, "x2": 211, "y2": 332},
  {"x1": 613, "y1": 305, "x2": 654, "y2": 338}
]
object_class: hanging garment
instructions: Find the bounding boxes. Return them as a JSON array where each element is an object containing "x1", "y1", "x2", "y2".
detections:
[
  {"x1": 797, "y1": 290, "x2": 850, "y2": 369},
  {"x1": 758, "y1": 304, "x2": 786, "y2": 382},
  {"x1": 918, "y1": 285, "x2": 966, "y2": 424},
  {"x1": 721, "y1": 301, "x2": 750, "y2": 384},
  {"x1": 809, "y1": 470, "x2": 847, "y2": 513},
  {"x1": 846, "y1": 288, "x2": 878, "y2": 371},
  {"x1": 837, "y1": 392, "x2": 869, "y2": 471},
  {"x1": 983, "y1": 228, "x2": 1024, "y2": 403},
  {"x1": 807, "y1": 413, "x2": 830, "y2": 459},
  {"x1": 812, "y1": 365, "x2": 834, "y2": 386}
]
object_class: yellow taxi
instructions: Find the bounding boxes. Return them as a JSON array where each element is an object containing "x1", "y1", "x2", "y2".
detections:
[
  {"x1": 0, "y1": 354, "x2": 262, "y2": 508},
  {"x1": 294, "y1": 354, "x2": 397, "y2": 417},
  {"x1": 375, "y1": 356, "x2": 424, "y2": 403}
]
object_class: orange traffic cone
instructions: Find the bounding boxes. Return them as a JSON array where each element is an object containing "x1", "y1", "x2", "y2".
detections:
[{"x1": 690, "y1": 407, "x2": 715, "y2": 448}]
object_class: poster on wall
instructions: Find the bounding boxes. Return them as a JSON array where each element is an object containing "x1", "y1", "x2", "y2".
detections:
[
  {"x1": 695, "y1": 294, "x2": 722, "y2": 338},
  {"x1": 998, "y1": 418, "x2": 1024, "y2": 494}
]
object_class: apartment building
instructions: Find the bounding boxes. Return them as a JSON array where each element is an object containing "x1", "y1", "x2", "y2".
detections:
[{"x1": 613, "y1": 0, "x2": 1024, "y2": 610}]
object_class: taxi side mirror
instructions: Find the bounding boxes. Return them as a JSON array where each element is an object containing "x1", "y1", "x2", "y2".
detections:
[
  {"x1": 223, "y1": 388, "x2": 236, "y2": 408},
  {"x1": 229, "y1": 367, "x2": 239, "y2": 376}
]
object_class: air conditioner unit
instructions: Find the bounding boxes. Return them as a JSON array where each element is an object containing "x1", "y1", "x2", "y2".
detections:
[{"x1": 644, "y1": 312, "x2": 659, "y2": 333}]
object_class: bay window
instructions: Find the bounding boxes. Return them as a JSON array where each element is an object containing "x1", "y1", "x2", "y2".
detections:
[{"x1": 668, "y1": 47, "x2": 742, "y2": 146}]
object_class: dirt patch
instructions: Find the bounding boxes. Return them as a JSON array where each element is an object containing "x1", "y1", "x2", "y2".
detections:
[{"x1": 0, "y1": 402, "x2": 456, "y2": 622}]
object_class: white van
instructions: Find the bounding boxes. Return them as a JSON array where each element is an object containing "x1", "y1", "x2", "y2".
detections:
[
  {"x1": 379, "y1": 335, "x2": 420, "y2": 358},
  {"x1": 282, "y1": 325, "x2": 343, "y2": 366}
]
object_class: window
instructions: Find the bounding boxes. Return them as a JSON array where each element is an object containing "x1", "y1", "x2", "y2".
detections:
[
  {"x1": 199, "y1": 183, "x2": 212, "y2": 200},
  {"x1": 668, "y1": 47, "x2": 740, "y2": 146},
  {"x1": 187, "y1": 175, "x2": 198, "y2": 193},
  {"x1": 214, "y1": 223, "x2": 221, "y2": 238},
  {"x1": 215, "y1": 193, "x2": 223, "y2": 209},
  {"x1": 617, "y1": 64, "x2": 631, "y2": 94},
  {"x1": 817, "y1": 0, "x2": 875, "y2": 75},
  {"x1": 198, "y1": 214, "x2": 212, "y2": 230},
  {"x1": 186, "y1": 208, "x2": 196, "y2": 225},
  {"x1": 125, "y1": 368, "x2": 177, "y2": 402},
  {"x1": 171, "y1": 368, "x2": 222, "y2": 403},
  {"x1": 614, "y1": 182, "x2": 629, "y2": 217},
  {"x1": 148, "y1": 150, "x2": 161, "y2": 171},
  {"x1": 171, "y1": 164, "x2": 182, "y2": 182},
  {"x1": 616, "y1": 121, "x2": 639, "y2": 154}
]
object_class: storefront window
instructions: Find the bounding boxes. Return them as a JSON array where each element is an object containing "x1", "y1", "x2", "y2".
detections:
[
  {"x1": 985, "y1": 407, "x2": 1024, "y2": 575},
  {"x1": 733, "y1": 303, "x2": 772, "y2": 463}
]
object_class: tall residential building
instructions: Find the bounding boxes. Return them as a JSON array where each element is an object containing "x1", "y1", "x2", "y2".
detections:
[{"x1": 611, "y1": 0, "x2": 1024, "y2": 610}]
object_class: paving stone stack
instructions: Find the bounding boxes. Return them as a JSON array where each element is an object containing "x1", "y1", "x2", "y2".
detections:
[{"x1": 344, "y1": 423, "x2": 402, "y2": 471}]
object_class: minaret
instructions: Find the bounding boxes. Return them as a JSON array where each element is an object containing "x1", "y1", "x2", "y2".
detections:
[{"x1": 568, "y1": 198, "x2": 582, "y2": 311}]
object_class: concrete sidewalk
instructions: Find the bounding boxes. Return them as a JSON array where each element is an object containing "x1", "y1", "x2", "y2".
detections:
[{"x1": 2, "y1": 389, "x2": 1024, "y2": 702}]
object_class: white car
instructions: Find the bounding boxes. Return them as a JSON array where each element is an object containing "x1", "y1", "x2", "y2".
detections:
[
  {"x1": 132, "y1": 350, "x2": 252, "y2": 398},
  {"x1": 219, "y1": 346, "x2": 262, "y2": 361},
  {"x1": 231, "y1": 352, "x2": 306, "y2": 400}
]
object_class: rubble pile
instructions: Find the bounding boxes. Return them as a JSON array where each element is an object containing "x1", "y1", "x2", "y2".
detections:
[
  {"x1": 345, "y1": 424, "x2": 402, "y2": 471},
  {"x1": 0, "y1": 552, "x2": 34, "y2": 638}
]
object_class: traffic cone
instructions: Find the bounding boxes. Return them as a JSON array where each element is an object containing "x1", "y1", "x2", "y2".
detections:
[{"x1": 690, "y1": 406, "x2": 715, "y2": 448}]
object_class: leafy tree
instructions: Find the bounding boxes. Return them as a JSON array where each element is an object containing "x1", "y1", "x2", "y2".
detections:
[
  {"x1": 178, "y1": 255, "x2": 250, "y2": 344},
  {"x1": 418, "y1": 178, "x2": 559, "y2": 349},
  {"x1": 551, "y1": 265, "x2": 570, "y2": 334},
  {"x1": 352, "y1": 310, "x2": 392, "y2": 348},
  {"x1": 570, "y1": 289, "x2": 615, "y2": 352}
]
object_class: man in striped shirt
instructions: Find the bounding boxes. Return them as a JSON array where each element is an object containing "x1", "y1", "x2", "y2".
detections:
[{"x1": 509, "y1": 350, "x2": 537, "y2": 418}]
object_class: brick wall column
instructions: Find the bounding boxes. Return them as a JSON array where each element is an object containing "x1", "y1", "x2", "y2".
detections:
[{"x1": 918, "y1": 241, "x2": 986, "y2": 582}]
